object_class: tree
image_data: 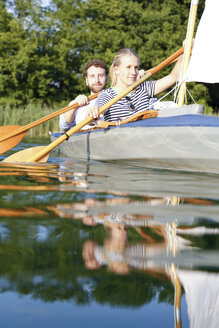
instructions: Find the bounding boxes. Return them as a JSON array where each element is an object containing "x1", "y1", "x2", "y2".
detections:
[
  {"x1": 0, "y1": 1, "x2": 29, "y2": 105},
  {"x1": 0, "y1": 0, "x2": 217, "y2": 112}
]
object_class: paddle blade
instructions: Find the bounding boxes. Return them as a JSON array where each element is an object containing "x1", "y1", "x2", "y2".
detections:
[
  {"x1": 0, "y1": 125, "x2": 26, "y2": 155},
  {"x1": 2, "y1": 146, "x2": 49, "y2": 163}
]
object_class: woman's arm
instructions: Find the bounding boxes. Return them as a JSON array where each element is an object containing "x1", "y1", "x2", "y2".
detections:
[{"x1": 154, "y1": 54, "x2": 183, "y2": 96}]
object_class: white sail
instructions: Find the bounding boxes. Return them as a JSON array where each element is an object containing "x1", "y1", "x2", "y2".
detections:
[{"x1": 185, "y1": 0, "x2": 219, "y2": 83}]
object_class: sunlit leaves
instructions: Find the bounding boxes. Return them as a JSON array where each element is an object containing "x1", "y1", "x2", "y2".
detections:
[{"x1": 0, "y1": 0, "x2": 216, "y2": 112}]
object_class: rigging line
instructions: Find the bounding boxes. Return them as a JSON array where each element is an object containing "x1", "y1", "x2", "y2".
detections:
[
  {"x1": 152, "y1": 84, "x2": 179, "y2": 108},
  {"x1": 185, "y1": 86, "x2": 196, "y2": 104},
  {"x1": 174, "y1": 79, "x2": 196, "y2": 105}
]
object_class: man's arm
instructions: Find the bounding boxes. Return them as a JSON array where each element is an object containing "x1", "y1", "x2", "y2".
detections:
[{"x1": 63, "y1": 95, "x2": 90, "y2": 123}]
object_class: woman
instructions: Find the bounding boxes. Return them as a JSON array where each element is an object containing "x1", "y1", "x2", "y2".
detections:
[{"x1": 89, "y1": 47, "x2": 183, "y2": 122}]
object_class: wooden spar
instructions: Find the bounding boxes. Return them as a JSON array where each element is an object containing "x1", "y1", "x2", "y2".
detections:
[{"x1": 177, "y1": 0, "x2": 199, "y2": 107}]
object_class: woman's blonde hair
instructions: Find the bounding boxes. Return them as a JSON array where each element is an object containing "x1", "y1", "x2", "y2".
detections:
[{"x1": 110, "y1": 48, "x2": 139, "y2": 87}]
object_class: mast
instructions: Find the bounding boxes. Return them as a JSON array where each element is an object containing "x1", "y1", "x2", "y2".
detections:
[{"x1": 177, "y1": 0, "x2": 199, "y2": 107}]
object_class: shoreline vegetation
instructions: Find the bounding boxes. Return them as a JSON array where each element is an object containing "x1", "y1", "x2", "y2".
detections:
[
  {"x1": 0, "y1": 104, "x2": 60, "y2": 138},
  {"x1": 1, "y1": 1, "x2": 218, "y2": 116},
  {"x1": 0, "y1": 102, "x2": 216, "y2": 138},
  {"x1": 1, "y1": 0, "x2": 218, "y2": 128}
]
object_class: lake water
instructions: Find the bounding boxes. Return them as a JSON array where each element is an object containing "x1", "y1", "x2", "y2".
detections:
[{"x1": 0, "y1": 137, "x2": 219, "y2": 328}]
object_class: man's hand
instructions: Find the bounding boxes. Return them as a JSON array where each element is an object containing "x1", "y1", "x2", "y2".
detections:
[{"x1": 74, "y1": 95, "x2": 89, "y2": 107}]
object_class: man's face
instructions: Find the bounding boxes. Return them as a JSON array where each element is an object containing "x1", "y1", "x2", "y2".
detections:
[{"x1": 86, "y1": 66, "x2": 108, "y2": 94}]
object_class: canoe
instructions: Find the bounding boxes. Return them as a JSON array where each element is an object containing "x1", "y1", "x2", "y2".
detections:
[{"x1": 50, "y1": 103, "x2": 219, "y2": 173}]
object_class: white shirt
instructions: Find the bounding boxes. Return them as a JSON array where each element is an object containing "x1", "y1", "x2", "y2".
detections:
[{"x1": 59, "y1": 98, "x2": 96, "y2": 131}]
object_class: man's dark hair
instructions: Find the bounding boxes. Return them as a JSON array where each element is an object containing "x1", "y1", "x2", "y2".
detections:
[{"x1": 84, "y1": 59, "x2": 109, "y2": 76}]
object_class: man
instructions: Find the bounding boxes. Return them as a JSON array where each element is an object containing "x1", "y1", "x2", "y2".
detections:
[{"x1": 59, "y1": 59, "x2": 109, "y2": 131}]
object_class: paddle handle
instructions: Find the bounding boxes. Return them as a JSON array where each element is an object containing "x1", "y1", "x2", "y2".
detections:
[
  {"x1": 0, "y1": 94, "x2": 98, "y2": 143},
  {"x1": 26, "y1": 46, "x2": 184, "y2": 163}
]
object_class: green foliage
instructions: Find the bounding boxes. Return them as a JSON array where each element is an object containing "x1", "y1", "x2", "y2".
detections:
[
  {"x1": 188, "y1": 83, "x2": 213, "y2": 115},
  {"x1": 0, "y1": 0, "x2": 217, "y2": 112}
]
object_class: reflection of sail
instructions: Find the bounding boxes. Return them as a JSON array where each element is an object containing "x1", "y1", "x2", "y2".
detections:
[
  {"x1": 177, "y1": 270, "x2": 219, "y2": 328},
  {"x1": 81, "y1": 211, "x2": 219, "y2": 326},
  {"x1": 186, "y1": 0, "x2": 219, "y2": 83}
]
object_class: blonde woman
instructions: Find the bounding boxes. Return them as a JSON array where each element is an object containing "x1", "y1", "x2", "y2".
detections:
[{"x1": 90, "y1": 47, "x2": 183, "y2": 122}]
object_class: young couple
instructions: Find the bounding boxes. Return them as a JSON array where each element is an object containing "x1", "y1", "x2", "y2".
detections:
[{"x1": 59, "y1": 47, "x2": 183, "y2": 131}]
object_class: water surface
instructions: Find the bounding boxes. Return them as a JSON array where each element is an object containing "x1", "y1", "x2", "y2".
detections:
[{"x1": 0, "y1": 137, "x2": 219, "y2": 327}]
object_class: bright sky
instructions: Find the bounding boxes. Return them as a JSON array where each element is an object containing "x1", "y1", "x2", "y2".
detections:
[{"x1": 41, "y1": 0, "x2": 50, "y2": 7}]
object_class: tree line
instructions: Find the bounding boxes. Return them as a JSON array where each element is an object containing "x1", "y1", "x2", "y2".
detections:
[
  {"x1": 0, "y1": 0, "x2": 218, "y2": 112},
  {"x1": 0, "y1": 215, "x2": 175, "y2": 306}
]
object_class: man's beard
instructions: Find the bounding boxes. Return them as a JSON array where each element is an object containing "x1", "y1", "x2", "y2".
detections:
[{"x1": 88, "y1": 82, "x2": 107, "y2": 94}]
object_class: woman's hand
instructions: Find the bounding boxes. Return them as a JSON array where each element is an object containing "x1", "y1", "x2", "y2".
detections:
[
  {"x1": 87, "y1": 106, "x2": 101, "y2": 119},
  {"x1": 183, "y1": 38, "x2": 195, "y2": 50},
  {"x1": 137, "y1": 69, "x2": 145, "y2": 80}
]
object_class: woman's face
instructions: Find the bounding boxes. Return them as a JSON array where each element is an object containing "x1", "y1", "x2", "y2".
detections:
[{"x1": 115, "y1": 55, "x2": 139, "y2": 88}]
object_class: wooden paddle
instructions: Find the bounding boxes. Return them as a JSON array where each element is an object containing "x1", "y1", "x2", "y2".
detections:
[
  {"x1": 0, "y1": 93, "x2": 98, "y2": 155},
  {"x1": 2, "y1": 46, "x2": 184, "y2": 164},
  {"x1": 0, "y1": 48, "x2": 183, "y2": 155}
]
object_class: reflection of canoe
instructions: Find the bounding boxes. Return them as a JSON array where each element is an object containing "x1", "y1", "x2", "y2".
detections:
[{"x1": 51, "y1": 104, "x2": 219, "y2": 173}]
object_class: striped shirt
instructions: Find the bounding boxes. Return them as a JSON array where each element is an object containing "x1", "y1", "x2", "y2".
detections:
[{"x1": 96, "y1": 80, "x2": 156, "y2": 122}]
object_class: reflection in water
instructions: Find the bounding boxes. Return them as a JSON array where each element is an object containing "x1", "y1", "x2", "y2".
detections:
[
  {"x1": 177, "y1": 270, "x2": 219, "y2": 327},
  {"x1": 0, "y1": 207, "x2": 47, "y2": 217},
  {"x1": 51, "y1": 195, "x2": 219, "y2": 327},
  {"x1": 80, "y1": 213, "x2": 219, "y2": 328},
  {"x1": 1, "y1": 154, "x2": 219, "y2": 327}
]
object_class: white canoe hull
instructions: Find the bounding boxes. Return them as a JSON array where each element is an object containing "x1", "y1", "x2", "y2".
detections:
[{"x1": 51, "y1": 105, "x2": 219, "y2": 173}]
